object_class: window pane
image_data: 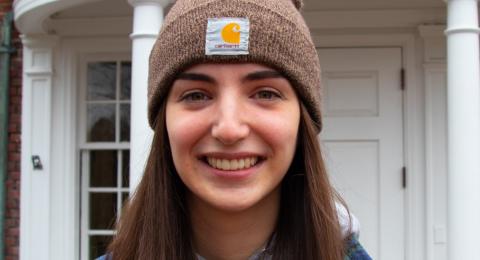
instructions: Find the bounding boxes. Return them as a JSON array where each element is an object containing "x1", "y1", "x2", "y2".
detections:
[
  {"x1": 90, "y1": 150, "x2": 117, "y2": 187},
  {"x1": 121, "y1": 62, "x2": 131, "y2": 100},
  {"x1": 122, "y1": 150, "x2": 129, "y2": 188},
  {"x1": 90, "y1": 193, "x2": 117, "y2": 230},
  {"x1": 87, "y1": 104, "x2": 115, "y2": 142},
  {"x1": 89, "y1": 235, "x2": 112, "y2": 260},
  {"x1": 87, "y1": 62, "x2": 116, "y2": 101},
  {"x1": 120, "y1": 104, "x2": 130, "y2": 142}
]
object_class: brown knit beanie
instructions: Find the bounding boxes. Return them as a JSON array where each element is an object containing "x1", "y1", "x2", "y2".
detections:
[{"x1": 148, "y1": 0, "x2": 322, "y2": 131}]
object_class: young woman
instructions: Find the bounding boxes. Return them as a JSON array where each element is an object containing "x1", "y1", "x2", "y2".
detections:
[{"x1": 103, "y1": 0, "x2": 373, "y2": 259}]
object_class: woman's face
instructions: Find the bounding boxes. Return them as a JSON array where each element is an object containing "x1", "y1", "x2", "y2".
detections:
[{"x1": 166, "y1": 63, "x2": 300, "y2": 212}]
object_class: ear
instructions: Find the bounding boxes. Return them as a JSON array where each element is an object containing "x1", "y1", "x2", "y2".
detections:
[{"x1": 292, "y1": 0, "x2": 304, "y2": 10}]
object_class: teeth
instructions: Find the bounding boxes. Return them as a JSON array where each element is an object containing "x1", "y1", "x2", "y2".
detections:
[{"x1": 205, "y1": 157, "x2": 260, "y2": 171}]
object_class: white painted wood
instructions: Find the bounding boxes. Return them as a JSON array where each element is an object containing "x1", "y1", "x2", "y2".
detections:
[
  {"x1": 303, "y1": 0, "x2": 444, "y2": 10},
  {"x1": 77, "y1": 55, "x2": 131, "y2": 259},
  {"x1": 13, "y1": 0, "x2": 99, "y2": 34},
  {"x1": 303, "y1": 9, "x2": 445, "y2": 30},
  {"x1": 419, "y1": 25, "x2": 447, "y2": 64},
  {"x1": 323, "y1": 71, "x2": 380, "y2": 117},
  {"x1": 51, "y1": 37, "x2": 131, "y2": 260},
  {"x1": 53, "y1": 0, "x2": 132, "y2": 18},
  {"x1": 19, "y1": 34, "x2": 58, "y2": 260},
  {"x1": 47, "y1": 17, "x2": 133, "y2": 37},
  {"x1": 445, "y1": 0, "x2": 480, "y2": 259},
  {"x1": 80, "y1": 150, "x2": 89, "y2": 260},
  {"x1": 128, "y1": 0, "x2": 171, "y2": 193},
  {"x1": 314, "y1": 33, "x2": 423, "y2": 260},
  {"x1": 419, "y1": 24, "x2": 447, "y2": 260},
  {"x1": 424, "y1": 64, "x2": 447, "y2": 260},
  {"x1": 319, "y1": 48, "x2": 404, "y2": 260}
]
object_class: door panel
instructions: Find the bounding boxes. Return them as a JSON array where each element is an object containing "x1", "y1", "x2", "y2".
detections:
[{"x1": 319, "y1": 48, "x2": 404, "y2": 260}]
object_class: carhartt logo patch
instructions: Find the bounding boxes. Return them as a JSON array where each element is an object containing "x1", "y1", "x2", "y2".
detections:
[{"x1": 206, "y1": 18, "x2": 250, "y2": 55}]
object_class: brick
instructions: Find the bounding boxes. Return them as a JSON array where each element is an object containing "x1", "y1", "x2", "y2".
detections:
[
  {"x1": 6, "y1": 247, "x2": 18, "y2": 256},
  {"x1": 3, "y1": 9, "x2": 22, "y2": 260},
  {"x1": 9, "y1": 172, "x2": 20, "y2": 179},
  {"x1": 9, "y1": 115, "x2": 20, "y2": 124},
  {"x1": 6, "y1": 228, "x2": 18, "y2": 237},
  {"x1": 4, "y1": 237, "x2": 15, "y2": 247},
  {"x1": 7, "y1": 190, "x2": 19, "y2": 199},
  {"x1": 7, "y1": 209, "x2": 19, "y2": 218},
  {"x1": 7, "y1": 153, "x2": 20, "y2": 162},
  {"x1": 8, "y1": 134, "x2": 20, "y2": 143},
  {"x1": 10, "y1": 96, "x2": 20, "y2": 104},
  {"x1": 7, "y1": 124, "x2": 17, "y2": 133}
]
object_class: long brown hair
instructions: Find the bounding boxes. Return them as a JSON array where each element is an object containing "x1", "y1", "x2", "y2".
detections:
[{"x1": 108, "y1": 100, "x2": 347, "y2": 259}]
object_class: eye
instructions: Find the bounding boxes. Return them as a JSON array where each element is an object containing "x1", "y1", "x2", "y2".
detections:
[
  {"x1": 180, "y1": 91, "x2": 211, "y2": 102},
  {"x1": 252, "y1": 89, "x2": 282, "y2": 100}
]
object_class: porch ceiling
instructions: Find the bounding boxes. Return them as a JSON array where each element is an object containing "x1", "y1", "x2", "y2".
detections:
[
  {"x1": 16, "y1": 0, "x2": 448, "y2": 34},
  {"x1": 303, "y1": 0, "x2": 444, "y2": 10},
  {"x1": 53, "y1": 0, "x2": 445, "y2": 19},
  {"x1": 52, "y1": 0, "x2": 132, "y2": 19}
]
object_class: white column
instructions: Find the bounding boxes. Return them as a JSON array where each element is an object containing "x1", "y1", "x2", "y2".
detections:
[
  {"x1": 445, "y1": 0, "x2": 480, "y2": 259},
  {"x1": 19, "y1": 34, "x2": 58, "y2": 260},
  {"x1": 128, "y1": 0, "x2": 171, "y2": 193}
]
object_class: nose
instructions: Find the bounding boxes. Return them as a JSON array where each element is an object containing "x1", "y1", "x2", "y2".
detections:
[{"x1": 211, "y1": 96, "x2": 250, "y2": 145}]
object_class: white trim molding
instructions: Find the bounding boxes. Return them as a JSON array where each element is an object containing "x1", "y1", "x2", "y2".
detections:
[
  {"x1": 444, "y1": 0, "x2": 480, "y2": 259},
  {"x1": 19, "y1": 34, "x2": 59, "y2": 260},
  {"x1": 127, "y1": 0, "x2": 172, "y2": 193},
  {"x1": 419, "y1": 25, "x2": 447, "y2": 63},
  {"x1": 419, "y1": 24, "x2": 448, "y2": 260},
  {"x1": 65, "y1": 37, "x2": 131, "y2": 260},
  {"x1": 47, "y1": 16, "x2": 133, "y2": 37},
  {"x1": 13, "y1": 0, "x2": 99, "y2": 34}
]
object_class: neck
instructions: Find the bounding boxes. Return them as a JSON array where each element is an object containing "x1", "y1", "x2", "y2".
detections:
[{"x1": 189, "y1": 188, "x2": 280, "y2": 260}]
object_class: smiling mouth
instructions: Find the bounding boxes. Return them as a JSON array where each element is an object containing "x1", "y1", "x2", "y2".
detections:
[{"x1": 202, "y1": 156, "x2": 263, "y2": 171}]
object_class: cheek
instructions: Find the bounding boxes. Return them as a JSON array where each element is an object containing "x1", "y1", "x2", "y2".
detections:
[
  {"x1": 254, "y1": 109, "x2": 300, "y2": 149},
  {"x1": 166, "y1": 108, "x2": 210, "y2": 163}
]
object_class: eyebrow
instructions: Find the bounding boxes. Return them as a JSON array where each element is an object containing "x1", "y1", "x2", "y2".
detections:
[
  {"x1": 176, "y1": 73, "x2": 215, "y2": 83},
  {"x1": 175, "y1": 70, "x2": 284, "y2": 84},
  {"x1": 242, "y1": 70, "x2": 284, "y2": 83}
]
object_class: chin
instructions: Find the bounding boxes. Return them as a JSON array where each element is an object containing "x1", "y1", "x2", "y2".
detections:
[
  {"x1": 199, "y1": 186, "x2": 279, "y2": 213},
  {"x1": 209, "y1": 198, "x2": 259, "y2": 213}
]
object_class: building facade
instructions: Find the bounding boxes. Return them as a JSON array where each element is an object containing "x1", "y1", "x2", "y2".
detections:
[
  {"x1": 1, "y1": 1, "x2": 21, "y2": 259},
  {"x1": 0, "y1": 0, "x2": 479, "y2": 259}
]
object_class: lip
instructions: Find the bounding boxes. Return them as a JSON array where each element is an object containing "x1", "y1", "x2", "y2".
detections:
[
  {"x1": 197, "y1": 153, "x2": 265, "y2": 180},
  {"x1": 199, "y1": 152, "x2": 265, "y2": 160}
]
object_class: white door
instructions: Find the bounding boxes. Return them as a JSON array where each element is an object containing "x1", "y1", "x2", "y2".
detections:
[{"x1": 318, "y1": 48, "x2": 404, "y2": 260}]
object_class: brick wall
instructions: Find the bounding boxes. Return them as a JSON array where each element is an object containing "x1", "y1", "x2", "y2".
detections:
[{"x1": 1, "y1": 1, "x2": 22, "y2": 259}]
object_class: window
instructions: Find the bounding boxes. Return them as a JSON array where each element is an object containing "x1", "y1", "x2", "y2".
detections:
[{"x1": 79, "y1": 60, "x2": 131, "y2": 260}]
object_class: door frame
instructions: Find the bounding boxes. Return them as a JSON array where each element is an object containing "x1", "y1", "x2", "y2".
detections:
[
  {"x1": 48, "y1": 37, "x2": 131, "y2": 260},
  {"x1": 312, "y1": 33, "x2": 424, "y2": 260}
]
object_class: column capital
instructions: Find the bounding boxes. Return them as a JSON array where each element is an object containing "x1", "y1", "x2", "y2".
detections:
[
  {"x1": 20, "y1": 34, "x2": 59, "y2": 48},
  {"x1": 418, "y1": 25, "x2": 447, "y2": 63},
  {"x1": 445, "y1": 0, "x2": 480, "y2": 35},
  {"x1": 128, "y1": 0, "x2": 172, "y2": 7},
  {"x1": 418, "y1": 25, "x2": 446, "y2": 38}
]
